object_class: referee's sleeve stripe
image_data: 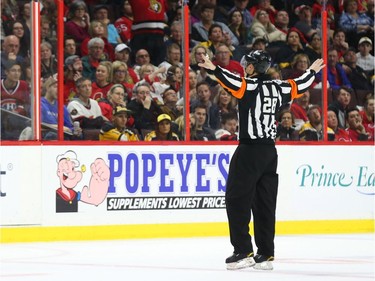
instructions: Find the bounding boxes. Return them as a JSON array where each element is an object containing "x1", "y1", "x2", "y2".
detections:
[
  {"x1": 217, "y1": 77, "x2": 246, "y2": 99},
  {"x1": 287, "y1": 79, "x2": 304, "y2": 100}
]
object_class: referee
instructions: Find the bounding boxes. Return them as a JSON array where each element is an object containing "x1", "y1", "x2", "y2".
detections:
[{"x1": 199, "y1": 51, "x2": 325, "y2": 270}]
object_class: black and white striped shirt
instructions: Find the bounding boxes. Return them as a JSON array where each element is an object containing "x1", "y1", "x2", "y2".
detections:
[{"x1": 212, "y1": 66, "x2": 317, "y2": 143}]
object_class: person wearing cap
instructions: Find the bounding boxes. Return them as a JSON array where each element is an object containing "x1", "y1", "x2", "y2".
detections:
[
  {"x1": 115, "y1": 43, "x2": 131, "y2": 65},
  {"x1": 143, "y1": 113, "x2": 179, "y2": 141},
  {"x1": 114, "y1": 0, "x2": 134, "y2": 44},
  {"x1": 356, "y1": 37, "x2": 374, "y2": 76},
  {"x1": 293, "y1": 4, "x2": 318, "y2": 42},
  {"x1": 99, "y1": 105, "x2": 139, "y2": 141},
  {"x1": 342, "y1": 47, "x2": 373, "y2": 91},
  {"x1": 64, "y1": 55, "x2": 83, "y2": 105},
  {"x1": 92, "y1": 5, "x2": 122, "y2": 45}
]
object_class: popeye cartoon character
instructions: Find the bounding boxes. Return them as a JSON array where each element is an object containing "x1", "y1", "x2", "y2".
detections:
[{"x1": 56, "y1": 150, "x2": 110, "y2": 212}]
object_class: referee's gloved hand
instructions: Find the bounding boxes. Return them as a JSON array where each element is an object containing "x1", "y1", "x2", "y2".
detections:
[
  {"x1": 198, "y1": 54, "x2": 216, "y2": 71},
  {"x1": 309, "y1": 58, "x2": 325, "y2": 73}
]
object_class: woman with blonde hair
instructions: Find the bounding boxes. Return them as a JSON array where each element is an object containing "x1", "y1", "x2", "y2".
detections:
[
  {"x1": 250, "y1": 10, "x2": 286, "y2": 44},
  {"x1": 112, "y1": 60, "x2": 138, "y2": 101},
  {"x1": 80, "y1": 20, "x2": 115, "y2": 60},
  {"x1": 91, "y1": 61, "x2": 113, "y2": 100}
]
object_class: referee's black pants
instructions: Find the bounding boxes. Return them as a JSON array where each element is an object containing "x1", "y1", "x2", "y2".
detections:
[{"x1": 225, "y1": 143, "x2": 278, "y2": 256}]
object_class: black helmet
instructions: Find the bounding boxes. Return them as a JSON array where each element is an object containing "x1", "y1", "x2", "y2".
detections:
[{"x1": 240, "y1": 50, "x2": 271, "y2": 74}]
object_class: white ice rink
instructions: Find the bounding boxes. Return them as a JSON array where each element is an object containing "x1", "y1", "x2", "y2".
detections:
[{"x1": 0, "y1": 234, "x2": 374, "y2": 281}]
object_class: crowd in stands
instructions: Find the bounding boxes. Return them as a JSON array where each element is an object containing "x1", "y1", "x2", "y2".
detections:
[{"x1": 1, "y1": 0, "x2": 374, "y2": 142}]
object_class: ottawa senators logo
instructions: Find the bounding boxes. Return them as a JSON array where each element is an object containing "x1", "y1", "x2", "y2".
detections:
[{"x1": 148, "y1": 0, "x2": 162, "y2": 13}]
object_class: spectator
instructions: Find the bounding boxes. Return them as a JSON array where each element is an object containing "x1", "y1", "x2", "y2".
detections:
[
  {"x1": 228, "y1": 0, "x2": 253, "y2": 29},
  {"x1": 92, "y1": 5, "x2": 122, "y2": 46},
  {"x1": 112, "y1": 60, "x2": 138, "y2": 100},
  {"x1": 339, "y1": 0, "x2": 374, "y2": 47},
  {"x1": 41, "y1": 17, "x2": 56, "y2": 51},
  {"x1": 213, "y1": 86, "x2": 238, "y2": 121},
  {"x1": 356, "y1": 37, "x2": 374, "y2": 77},
  {"x1": 67, "y1": 77, "x2": 106, "y2": 130},
  {"x1": 327, "y1": 109, "x2": 352, "y2": 141},
  {"x1": 323, "y1": 48, "x2": 352, "y2": 90},
  {"x1": 81, "y1": 37, "x2": 108, "y2": 81},
  {"x1": 127, "y1": 82, "x2": 163, "y2": 131},
  {"x1": 199, "y1": 24, "x2": 234, "y2": 56},
  {"x1": 159, "y1": 87, "x2": 182, "y2": 121},
  {"x1": 311, "y1": 0, "x2": 336, "y2": 35},
  {"x1": 158, "y1": 43, "x2": 183, "y2": 74},
  {"x1": 288, "y1": 53, "x2": 319, "y2": 87},
  {"x1": 359, "y1": 94, "x2": 374, "y2": 131},
  {"x1": 174, "y1": 113, "x2": 196, "y2": 140},
  {"x1": 64, "y1": 1, "x2": 90, "y2": 46},
  {"x1": 9, "y1": 20, "x2": 29, "y2": 58},
  {"x1": 114, "y1": 43, "x2": 132, "y2": 67},
  {"x1": 63, "y1": 55, "x2": 83, "y2": 105},
  {"x1": 213, "y1": 44, "x2": 244, "y2": 76},
  {"x1": 64, "y1": 36, "x2": 77, "y2": 58},
  {"x1": 250, "y1": 10, "x2": 286, "y2": 45},
  {"x1": 249, "y1": 0, "x2": 278, "y2": 24},
  {"x1": 98, "y1": 83, "x2": 126, "y2": 120},
  {"x1": 299, "y1": 105, "x2": 335, "y2": 141},
  {"x1": 114, "y1": 0, "x2": 133, "y2": 44},
  {"x1": 276, "y1": 109, "x2": 299, "y2": 141},
  {"x1": 331, "y1": 29, "x2": 349, "y2": 60},
  {"x1": 251, "y1": 38, "x2": 268, "y2": 51},
  {"x1": 1, "y1": 60, "x2": 30, "y2": 116},
  {"x1": 188, "y1": 69, "x2": 198, "y2": 102},
  {"x1": 1, "y1": 35, "x2": 26, "y2": 79},
  {"x1": 274, "y1": 28, "x2": 306, "y2": 69},
  {"x1": 99, "y1": 105, "x2": 139, "y2": 141},
  {"x1": 293, "y1": 4, "x2": 318, "y2": 41},
  {"x1": 290, "y1": 90, "x2": 311, "y2": 130},
  {"x1": 17, "y1": 2, "x2": 31, "y2": 49},
  {"x1": 274, "y1": 9, "x2": 290, "y2": 35},
  {"x1": 144, "y1": 113, "x2": 180, "y2": 141},
  {"x1": 346, "y1": 107, "x2": 372, "y2": 140},
  {"x1": 80, "y1": 20, "x2": 115, "y2": 60},
  {"x1": 91, "y1": 61, "x2": 113, "y2": 100},
  {"x1": 133, "y1": 49, "x2": 157, "y2": 79},
  {"x1": 304, "y1": 32, "x2": 322, "y2": 63},
  {"x1": 41, "y1": 42, "x2": 57, "y2": 79},
  {"x1": 164, "y1": 21, "x2": 195, "y2": 54},
  {"x1": 328, "y1": 86, "x2": 353, "y2": 128},
  {"x1": 41, "y1": 76, "x2": 75, "y2": 140},
  {"x1": 1, "y1": 60, "x2": 30, "y2": 140},
  {"x1": 191, "y1": 104, "x2": 216, "y2": 140},
  {"x1": 267, "y1": 67, "x2": 282, "y2": 79},
  {"x1": 189, "y1": 45, "x2": 213, "y2": 73},
  {"x1": 191, "y1": 3, "x2": 239, "y2": 47},
  {"x1": 154, "y1": 65, "x2": 183, "y2": 100},
  {"x1": 190, "y1": 81, "x2": 221, "y2": 130},
  {"x1": 1, "y1": 0, "x2": 19, "y2": 36},
  {"x1": 227, "y1": 8, "x2": 252, "y2": 48},
  {"x1": 128, "y1": 0, "x2": 168, "y2": 66},
  {"x1": 342, "y1": 47, "x2": 373, "y2": 91},
  {"x1": 214, "y1": 111, "x2": 239, "y2": 140}
]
